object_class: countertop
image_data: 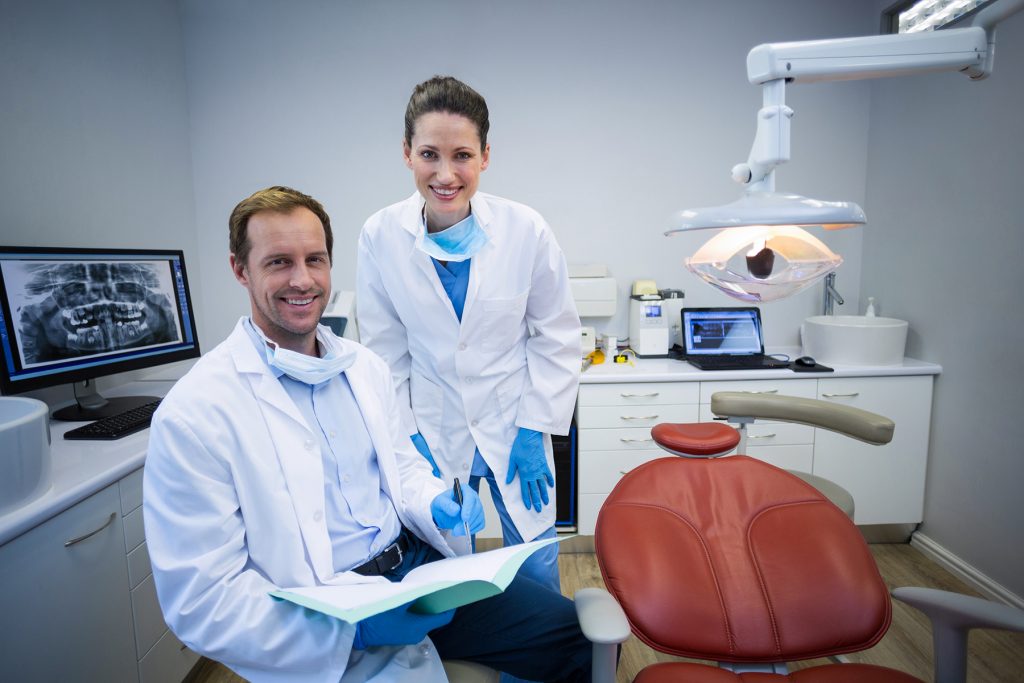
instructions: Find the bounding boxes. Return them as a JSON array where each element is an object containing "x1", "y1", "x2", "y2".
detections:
[
  {"x1": 581, "y1": 348, "x2": 942, "y2": 383},
  {"x1": 0, "y1": 380, "x2": 174, "y2": 546}
]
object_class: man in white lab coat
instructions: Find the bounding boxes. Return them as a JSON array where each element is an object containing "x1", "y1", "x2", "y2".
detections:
[{"x1": 143, "y1": 186, "x2": 591, "y2": 683}]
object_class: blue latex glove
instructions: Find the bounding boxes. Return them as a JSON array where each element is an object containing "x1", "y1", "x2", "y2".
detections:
[
  {"x1": 353, "y1": 602, "x2": 455, "y2": 650},
  {"x1": 505, "y1": 427, "x2": 553, "y2": 512},
  {"x1": 430, "y1": 485, "x2": 485, "y2": 536},
  {"x1": 410, "y1": 432, "x2": 441, "y2": 478}
]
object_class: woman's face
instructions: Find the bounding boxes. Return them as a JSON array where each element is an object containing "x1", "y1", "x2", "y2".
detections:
[{"x1": 404, "y1": 111, "x2": 490, "y2": 231}]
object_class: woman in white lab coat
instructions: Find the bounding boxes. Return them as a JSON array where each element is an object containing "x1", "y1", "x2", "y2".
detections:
[{"x1": 357, "y1": 76, "x2": 580, "y2": 590}]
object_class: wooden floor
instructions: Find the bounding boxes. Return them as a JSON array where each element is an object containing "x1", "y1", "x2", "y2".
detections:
[{"x1": 189, "y1": 543, "x2": 1024, "y2": 683}]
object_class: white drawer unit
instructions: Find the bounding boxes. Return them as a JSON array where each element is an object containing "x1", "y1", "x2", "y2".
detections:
[
  {"x1": 813, "y1": 376, "x2": 933, "y2": 525},
  {"x1": 577, "y1": 382, "x2": 700, "y2": 534},
  {"x1": 577, "y1": 373, "x2": 935, "y2": 533}
]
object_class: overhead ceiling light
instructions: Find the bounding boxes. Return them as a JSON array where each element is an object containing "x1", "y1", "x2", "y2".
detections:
[{"x1": 668, "y1": 0, "x2": 1021, "y2": 302}]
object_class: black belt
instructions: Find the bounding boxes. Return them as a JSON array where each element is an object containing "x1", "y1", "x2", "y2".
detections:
[{"x1": 352, "y1": 531, "x2": 410, "y2": 576}]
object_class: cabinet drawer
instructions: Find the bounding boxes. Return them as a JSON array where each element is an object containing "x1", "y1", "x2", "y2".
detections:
[
  {"x1": 123, "y1": 505, "x2": 145, "y2": 554},
  {"x1": 132, "y1": 573, "x2": 168, "y2": 658},
  {"x1": 139, "y1": 628, "x2": 200, "y2": 683},
  {"x1": 698, "y1": 406, "x2": 814, "y2": 445},
  {"x1": 578, "y1": 404, "x2": 698, "y2": 430},
  {"x1": 128, "y1": 541, "x2": 152, "y2": 590},
  {"x1": 745, "y1": 445, "x2": 814, "y2": 473},
  {"x1": 579, "y1": 382, "x2": 699, "y2": 407},
  {"x1": 579, "y1": 427, "x2": 660, "y2": 451},
  {"x1": 578, "y1": 449, "x2": 668, "y2": 494},
  {"x1": 120, "y1": 467, "x2": 144, "y2": 515},
  {"x1": 699, "y1": 378, "x2": 817, "y2": 403},
  {"x1": 578, "y1": 494, "x2": 607, "y2": 535}
]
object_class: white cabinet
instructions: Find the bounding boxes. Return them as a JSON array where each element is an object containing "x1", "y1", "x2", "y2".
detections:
[
  {"x1": 576, "y1": 382, "x2": 700, "y2": 534},
  {"x1": 0, "y1": 468, "x2": 198, "y2": 683},
  {"x1": 576, "y1": 373, "x2": 935, "y2": 533},
  {"x1": 814, "y1": 376, "x2": 933, "y2": 525},
  {"x1": 120, "y1": 468, "x2": 200, "y2": 683},
  {"x1": 0, "y1": 484, "x2": 138, "y2": 681}
]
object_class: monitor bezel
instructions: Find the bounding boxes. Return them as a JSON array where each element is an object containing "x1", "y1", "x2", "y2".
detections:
[
  {"x1": 681, "y1": 306, "x2": 766, "y2": 357},
  {"x1": 0, "y1": 245, "x2": 202, "y2": 396}
]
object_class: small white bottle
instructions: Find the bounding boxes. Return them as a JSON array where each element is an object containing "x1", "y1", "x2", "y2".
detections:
[{"x1": 865, "y1": 297, "x2": 877, "y2": 317}]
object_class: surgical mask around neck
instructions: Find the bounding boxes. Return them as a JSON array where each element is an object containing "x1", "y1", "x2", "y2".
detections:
[
  {"x1": 416, "y1": 213, "x2": 489, "y2": 262},
  {"x1": 252, "y1": 322, "x2": 356, "y2": 385}
]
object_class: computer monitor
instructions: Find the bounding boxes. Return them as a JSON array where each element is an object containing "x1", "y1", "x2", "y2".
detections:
[{"x1": 0, "y1": 246, "x2": 201, "y2": 420}]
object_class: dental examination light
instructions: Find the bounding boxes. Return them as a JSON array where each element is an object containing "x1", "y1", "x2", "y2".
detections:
[{"x1": 671, "y1": 0, "x2": 1023, "y2": 302}]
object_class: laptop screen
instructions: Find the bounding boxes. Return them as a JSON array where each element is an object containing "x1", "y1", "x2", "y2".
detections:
[{"x1": 682, "y1": 308, "x2": 765, "y2": 357}]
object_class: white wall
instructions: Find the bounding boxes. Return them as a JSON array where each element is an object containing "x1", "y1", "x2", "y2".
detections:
[
  {"x1": 180, "y1": 0, "x2": 877, "y2": 351},
  {"x1": 862, "y1": 10, "x2": 1024, "y2": 597},
  {"x1": 0, "y1": 0, "x2": 199, "y2": 401}
]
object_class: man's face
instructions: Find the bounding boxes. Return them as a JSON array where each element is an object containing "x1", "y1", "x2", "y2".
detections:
[{"x1": 230, "y1": 207, "x2": 331, "y2": 354}]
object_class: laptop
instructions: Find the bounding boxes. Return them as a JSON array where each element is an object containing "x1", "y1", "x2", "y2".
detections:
[{"x1": 681, "y1": 307, "x2": 790, "y2": 370}]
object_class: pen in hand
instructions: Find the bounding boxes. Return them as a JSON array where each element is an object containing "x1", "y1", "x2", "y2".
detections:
[{"x1": 453, "y1": 478, "x2": 473, "y2": 544}]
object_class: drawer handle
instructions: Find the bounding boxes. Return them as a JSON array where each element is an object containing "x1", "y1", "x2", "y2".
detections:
[
  {"x1": 822, "y1": 392, "x2": 860, "y2": 398},
  {"x1": 180, "y1": 643, "x2": 190, "y2": 652},
  {"x1": 619, "y1": 438, "x2": 654, "y2": 443},
  {"x1": 620, "y1": 392, "x2": 659, "y2": 398},
  {"x1": 749, "y1": 433, "x2": 777, "y2": 439},
  {"x1": 64, "y1": 512, "x2": 115, "y2": 547},
  {"x1": 743, "y1": 389, "x2": 778, "y2": 394},
  {"x1": 620, "y1": 415, "x2": 659, "y2": 421}
]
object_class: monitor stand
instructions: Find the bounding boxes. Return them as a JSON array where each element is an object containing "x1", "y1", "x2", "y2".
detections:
[{"x1": 51, "y1": 379, "x2": 160, "y2": 421}]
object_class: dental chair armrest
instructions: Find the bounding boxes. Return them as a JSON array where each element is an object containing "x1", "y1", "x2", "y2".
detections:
[
  {"x1": 892, "y1": 587, "x2": 1024, "y2": 683},
  {"x1": 892, "y1": 586, "x2": 1024, "y2": 633},
  {"x1": 575, "y1": 587, "x2": 630, "y2": 683},
  {"x1": 711, "y1": 392, "x2": 894, "y2": 445}
]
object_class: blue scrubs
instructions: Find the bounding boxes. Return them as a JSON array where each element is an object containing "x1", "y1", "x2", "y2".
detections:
[{"x1": 431, "y1": 258, "x2": 560, "y2": 594}]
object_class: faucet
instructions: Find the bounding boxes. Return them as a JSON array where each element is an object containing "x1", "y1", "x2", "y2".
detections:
[{"x1": 822, "y1": 272, "x2": 844, "y2": 315}]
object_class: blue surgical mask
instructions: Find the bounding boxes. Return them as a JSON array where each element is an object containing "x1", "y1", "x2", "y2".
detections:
[
  {"x1": 416, "y1": 213, "x2": 489, "y2": 262},
  {"x1": 252, "y1": 323, "x2": 356, "y2": 385}
]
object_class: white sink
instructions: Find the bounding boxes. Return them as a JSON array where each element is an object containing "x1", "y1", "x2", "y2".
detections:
[
  {"x1": 801, "y1": 315, "x2": 909, "y2": 366},
  {"x1": 0, "y1": 397, "x2": 52, "y2": 514}
]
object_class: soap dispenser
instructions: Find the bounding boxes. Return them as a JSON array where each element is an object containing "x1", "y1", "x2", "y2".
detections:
[{"x1": 865, "y1": 297, "x2": 877, "y2": 317}]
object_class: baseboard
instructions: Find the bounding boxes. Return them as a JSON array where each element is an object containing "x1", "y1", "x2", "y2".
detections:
[{"x1": 910, "y1": 532, "x2": 1024, "y2": 610}]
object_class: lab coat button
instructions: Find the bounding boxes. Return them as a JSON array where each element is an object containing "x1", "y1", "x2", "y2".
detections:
[
  {"x1": 458, "y1": 343, "x2": 467, "y2": 351},
  {"x1": 465, "y1": 377, "x2": 474, "y2": 384},
  {"x1": 419, "y1": 643, "x2": 430, "y2": 655},
  {"x1": 313, "y1": 510, "x2": 323, "y2": 522},
  {"x1": 343, "y1": 474, "x2": 351, "y2": 483},
  {"x1": 304, "y1": 440, "x2": 314, "y2": 450},
  {"x1": 471, "y1": 420, "x2": 479, "y2": 427},
  {"x1": 462, "y1": 464, "x2": 469, "y2": 471}
]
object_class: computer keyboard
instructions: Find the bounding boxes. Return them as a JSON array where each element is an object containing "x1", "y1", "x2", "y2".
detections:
[{"x1": 63, "y1": 399, "x2": 162, "y2": 441}]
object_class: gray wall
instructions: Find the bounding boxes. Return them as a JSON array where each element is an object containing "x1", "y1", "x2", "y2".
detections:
[
  {"x1": 863, "y1": 11, "x2": 1024, "y2": 597},
  {"x1": 0, "y1": 0, "x2": 199, "y2": 400},
  {"x1": 180, "y1": 0, "x2": 876, "y2": 351}
]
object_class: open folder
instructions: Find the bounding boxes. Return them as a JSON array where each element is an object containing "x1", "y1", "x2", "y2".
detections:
[{"x1": 270, "y1": 535, "x2": 569, "y2": 623}]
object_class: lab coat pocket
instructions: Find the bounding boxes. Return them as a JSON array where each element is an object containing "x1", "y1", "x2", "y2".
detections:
[
  {"x1": 409, "y1": 371, "x2": 445, "y2": 448},
  {"x1": 478, "y1": 291, "x2": 529, "y2": 351}
]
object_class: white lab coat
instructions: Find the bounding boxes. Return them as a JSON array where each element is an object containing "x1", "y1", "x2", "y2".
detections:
[
  {"x1": 357, "y1": 192, "x2": 581, "y2": 542},
  {"x1": 143, "y1": 319, "x2": 453, "y2": 683}
]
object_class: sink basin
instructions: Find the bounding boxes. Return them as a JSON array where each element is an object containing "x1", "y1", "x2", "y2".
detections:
[
  {"x1": 801, "y1": 315, "x2": 909, "y2": 366},
  {"x1": 0, "y1": 397, "x2": 52, "y2": 514}
]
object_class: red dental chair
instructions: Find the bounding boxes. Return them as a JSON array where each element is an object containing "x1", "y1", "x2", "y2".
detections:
[{"x1": 573, "y1": 394, "x2": 1024, "y2": 683}]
